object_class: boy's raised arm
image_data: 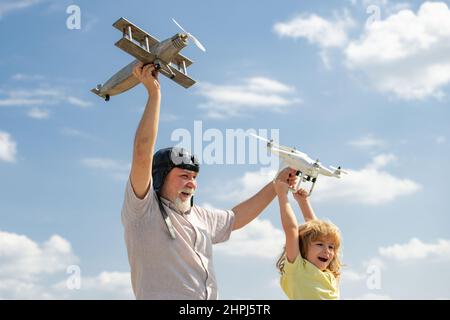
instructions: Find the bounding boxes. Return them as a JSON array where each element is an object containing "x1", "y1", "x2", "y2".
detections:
[
  {"x1": 274, "y1": 180, "x2": 300, "y2": 263},
  {"x1": 293, "y1": 189, "x2": 317, "y2": 222}
]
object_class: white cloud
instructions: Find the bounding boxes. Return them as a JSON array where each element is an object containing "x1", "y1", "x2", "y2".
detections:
[
  {"x1": 12, "y1": 73, "x2": 45, "y2": 81},
  {"x1": 362, "y1": 257, "x2": 386, "y2": 270},
  {"x1": 0, "y1": 0, "x2": 42, "y2": 18},
  {"x1": 0, "y1": 231, "x2": 78, "y2": 280},
  {"x1": 341, "y1": 237, "x2": 450, "y2": 299},
  {"x1": 216, "y1": 218, "x2": 284, "y2": 259},
  {"x1": 314, "y1": 153, "x2": 421, "y2": 205},
  {"x1": 361, "y1": 0, "x2": 388, "y2": 5},
  {"x1": 245, "y1": 77, "x2": 295, "y2": 93},
  {"x1": 0, "y1": 131, "x2": 17, "y2": 162},
  {"x1": 0, "y1": 87, "x2": 93, "y2": 108},
  {"x1": 60, "y1": 127, "x2": 99, "y2": 142},
  {"x1": 361, "y1": 0, "x2": 412, "y2": 15},
  {"x1": 217, "y1": 168, "x2": 277, "y2": 203},
  {"x1": 0, "y1": 279, "x2": 55, "y2": 299},
  {"x1": 349, "y1": 134, "x2": 385, "y2": 149},
  {"x1": 27, "y1": 107, "x2": 50, "y2": 119},
  {"x1": 67, "y1": 96, "x2": 93, "y2": 108},
  {"x1": 0, "y1": 98, "x2": 45, "y2": 106},
  {"x1": 159, "y1": 113, "x2": 179, "y2": 122},
  {"x1": 80, "y1": 14, "x2": 99, "y2": 33},
  {"x1": 0, "y1": 230, "x2": 133, "y2": 299},
  {"x1": 52, "y1": 271, "x2": 134, "y2": 299},
  {"x1": 274, "y1": 11, "x2": 355, "y2": 48},
  {"x1": 81, "y1": 157, "x2": 131, "y2": 181},
  {"x1": 197, "y1": 77, "x2": 301, "y2": 119},
  {"x1": 199, "y1": 202, "x2": 218, "y2": 210},
  {"x1": 365, "y1": 153, "x2": 396, "y2": 170},
  {"x1": 435, "y1": 136, "x2": 446, "y2": 144},
  {"x1": 345, "y1": 2, "x2": 450, "y2": 100},
  {"x1": 379, "y1": 238, "x2": 450, "y2": 261},
  {"x1": 81, "y1": 158, "x2": 130, "y2": 171},
  {"x1": 274, "y1": 10, "x2": 355, "y2": 67},
  {"x1": 81, "y1": 272, "x2": 133, "y2": 296},
  {"x1": 355, "y1": 293, "x2": 391, "y2": 300},
  {"x1": 220, "y1": 154, "x2": 419, "y2": 206},
  {"x1": 341, "y1": 269, "x2": 366, "y2": 282}
]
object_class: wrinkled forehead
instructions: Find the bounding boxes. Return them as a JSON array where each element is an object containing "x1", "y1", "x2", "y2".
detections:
[{"x1": 171, "y1": 167, "x2": 198, "y2": 176}]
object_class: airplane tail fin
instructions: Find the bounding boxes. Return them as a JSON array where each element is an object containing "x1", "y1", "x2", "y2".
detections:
[{"x1": 90, "y1": 85, "x2": 110, "y2": 101}]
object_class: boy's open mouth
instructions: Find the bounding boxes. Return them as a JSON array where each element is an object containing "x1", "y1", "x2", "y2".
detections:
[{"x1": 318, "y1": 257, "x2": 328, "y2": 263}]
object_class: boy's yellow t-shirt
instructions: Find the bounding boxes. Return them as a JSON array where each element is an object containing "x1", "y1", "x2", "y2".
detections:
[{"x1": 280, "y1": 255, "x2": 339, "y2": 300}]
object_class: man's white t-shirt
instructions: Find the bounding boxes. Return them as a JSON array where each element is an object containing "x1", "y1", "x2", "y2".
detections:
[{"x1": 121, "y1": 178, "x2": 235, "y2": 300}]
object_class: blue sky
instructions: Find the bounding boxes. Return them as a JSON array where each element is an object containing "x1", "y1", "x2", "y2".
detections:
[{"x1": 1, "y1": 0, "x2": 449, "y2": 299}]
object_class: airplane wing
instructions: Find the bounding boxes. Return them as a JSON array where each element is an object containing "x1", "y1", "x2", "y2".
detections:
[
  {"x1": 115, "y1": 36, "x2": 196, "y2": 88},
  {"x1": 115, "y1": 36, "x2": 157, "y2": 64},
  {"x1": 160, "y1": 64, "x2": 196, "y2": 88},
  {"x1": 113, "y1": 17, "x2": 193, "y2": 68}
]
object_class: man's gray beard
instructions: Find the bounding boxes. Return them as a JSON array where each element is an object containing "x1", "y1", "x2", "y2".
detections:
[{"x1": 174, "y1": 196, "x2": 191, "y2": 213}]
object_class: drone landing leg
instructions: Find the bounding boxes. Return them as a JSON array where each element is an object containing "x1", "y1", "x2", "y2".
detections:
[
  {"x1": 308, "y1": 177, "x2": 317, "y2": 196},
  {"x1": 293, "y1": 171, "x2": 302, "y2": 192}
]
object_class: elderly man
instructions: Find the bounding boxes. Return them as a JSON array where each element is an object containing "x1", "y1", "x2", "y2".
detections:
[{"x1": 121, "y1": 62, "x2": 297, "y2": 299}]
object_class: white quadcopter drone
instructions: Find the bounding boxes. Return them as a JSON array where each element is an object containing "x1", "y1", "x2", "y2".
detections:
[{"x1": 251, "y1": 134, "x2": 348, "y2": 195}]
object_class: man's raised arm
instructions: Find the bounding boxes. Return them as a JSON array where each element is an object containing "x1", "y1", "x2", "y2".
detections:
[
  {"x1": 130, "y1": 63, "x2": 161, "y2": 199},
  {"x1": 231, "y1": 168, "x2": 298, "y2": 230}
]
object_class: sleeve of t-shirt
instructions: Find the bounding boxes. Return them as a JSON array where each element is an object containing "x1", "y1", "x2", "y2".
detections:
[
  {"x1": 197, "y1": 206, "x2": 235, "y2": 244},
  {"x1": 283, "y1": 255, "x2": 307, "y2": 276},
  {"x1": 121, "y1": 177, "x2": 154, "y2": 224},
  {"x1": 280, "y1": 255, "x2": 305, "y2": 299}
]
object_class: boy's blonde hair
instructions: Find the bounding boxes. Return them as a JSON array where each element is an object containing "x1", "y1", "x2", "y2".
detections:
[{"x1": 276, "y1": 219, "x2": 342, "y2": 279}]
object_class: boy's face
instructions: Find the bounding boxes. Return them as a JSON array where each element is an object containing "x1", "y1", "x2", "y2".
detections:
[{"x1": 306, "y1": 238, "x2": 336, "y2": 271}]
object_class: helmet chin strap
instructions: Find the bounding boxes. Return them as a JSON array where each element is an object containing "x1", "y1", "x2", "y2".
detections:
[
  {"x1": 191, "y1": 196, "x2": 194, "y2": 207},
  {"x1": 156, "y1": 193, "x2": 177, "y2": 240}
]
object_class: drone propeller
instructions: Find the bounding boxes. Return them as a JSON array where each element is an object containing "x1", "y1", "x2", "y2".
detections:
[
  {"x1": 172, "y1": 18, "x2": 206, "y2": 52},
  {"x1": 330, "y1": 165, "x2": 348, "y2": 175},
  {"x1": 271, "y1": 146, "x2": 296, "y2": 156},
  {"x1": 249, "y1": 133, "x2": 275, "y2": 148}
]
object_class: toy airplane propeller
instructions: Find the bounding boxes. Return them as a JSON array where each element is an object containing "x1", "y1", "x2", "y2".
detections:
[
  {"x1": 91, "y1": 17, "x2": 205, "y2": 101},
  {"x1": 250, "y1": 134, "x2": 348, "y2": 195}
]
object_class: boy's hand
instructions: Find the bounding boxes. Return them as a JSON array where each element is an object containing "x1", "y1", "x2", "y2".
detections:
[
  {"x1": 133, "y1": 62, "x2": 160, "y2": 96},
  {"x1": 293, "y1": 188, "x2": 309, "y2": 202}
]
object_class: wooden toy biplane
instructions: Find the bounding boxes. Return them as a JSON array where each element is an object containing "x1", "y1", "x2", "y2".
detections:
[{"x1": 91, "y1": 17, "x2": 205, "y2": 101}]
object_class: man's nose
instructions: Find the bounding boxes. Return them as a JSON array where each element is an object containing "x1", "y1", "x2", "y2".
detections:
[{"x1": 186, "y1": 180, "x2": 196, "y2": 189}]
